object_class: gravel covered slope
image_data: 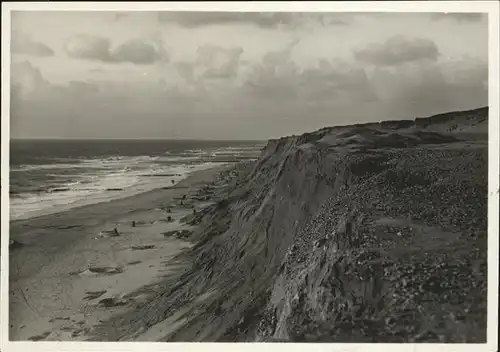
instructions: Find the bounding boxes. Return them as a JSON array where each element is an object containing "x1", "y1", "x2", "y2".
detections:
[{"x1": 95, "y1": 106, "x2": 488, "y2": 342}]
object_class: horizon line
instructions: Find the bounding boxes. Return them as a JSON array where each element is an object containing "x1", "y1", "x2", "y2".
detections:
[{"x1": 10, "y1": 137, "x2": 268, "y2": 142}]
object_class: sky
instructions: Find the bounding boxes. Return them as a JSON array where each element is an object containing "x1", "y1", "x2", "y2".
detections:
[{"x1": 9, "y1": 11, "x2": 488, "y2": 140}]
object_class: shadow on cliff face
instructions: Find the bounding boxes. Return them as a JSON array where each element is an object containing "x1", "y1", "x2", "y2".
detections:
[{"x1": 93, "y1": 106, "x2": 488, "y2": 342}]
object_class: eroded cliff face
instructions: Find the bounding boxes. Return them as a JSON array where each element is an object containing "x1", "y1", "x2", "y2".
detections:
[{"x1": 97, "y1": 107, "x2": 488, "y2": 342}]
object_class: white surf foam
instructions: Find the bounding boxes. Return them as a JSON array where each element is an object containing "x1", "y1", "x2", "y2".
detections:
[{"x1": 10, "y1": 160, "x2": 224, "y2": 221}]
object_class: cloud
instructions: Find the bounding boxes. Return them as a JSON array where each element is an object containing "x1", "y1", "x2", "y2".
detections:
[
  {"x1": 431, "y1": 13, "x2": 486, "y2": 22},
  {"x1": 299, "y1": 62, "x2": 377, "y2": 103},
  {"x1": 112, "y1": 39, "x2": 167, "y2": 64},
  {"x1": 242, "y1": 39, "x2": 301, "y2": 99},
  {"x1": 243, "y1": 55, "x2": 376, "y2": 104},
  {"x1": 369, "y1": 59, "x2": 487, "y2": 118},
  {"x1": 63, "y1": 34, "x2": 168, "y2": 64},
  {"x1": 353, "y1": 36, "x2": 440, "y2": 66},
  {"x1": 64, "y1": 80, "x2": 100, "y2": 95},
  {"x1": 10, "y1": 55, "x2": 488, "y2": 140},
  {"x1": 11, "y1": 30, "x2": 54, "y2": 57},
  {"x1": 168, "y1": 44, "x2": 244, "y2": 89},
  {"x1": 195, "y1": 45, "x2": 243, "y2": 79},
  {"x1": 11, "y1": 61, "x2": 51, "y2": 99},
  {"x1": 174, "y1": 61, "x2": 196, "y2": 84},
  {"x1": 157, "y1": 12, "x2": 348, "y2": 28},
  {"x1": 64, "y1": 34, "x2": 112, "y2": 61},
  {"x1": 240, "y1": 38, "x2": 376, "y2": 104}
]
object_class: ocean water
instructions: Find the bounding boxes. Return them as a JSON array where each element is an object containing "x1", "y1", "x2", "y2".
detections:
[{"x1": 9, "y1": 139, "x2": 264, "y2": 221}]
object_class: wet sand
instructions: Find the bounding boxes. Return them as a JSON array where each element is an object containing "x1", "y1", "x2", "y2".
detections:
[{"x1": 8, "y1": 165, "x2": 228, "y2": 341}]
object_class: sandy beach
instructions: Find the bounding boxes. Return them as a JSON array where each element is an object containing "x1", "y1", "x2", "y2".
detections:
[{"x1": 8, "y1": 165, "x2": 229, "y2": 341}]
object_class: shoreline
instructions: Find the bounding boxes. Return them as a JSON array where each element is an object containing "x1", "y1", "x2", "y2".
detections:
[
  {"x1": 9, "y1": 162, "x2": 235, "y2": 222},
  {"x1": 9, "y1": 164, "x2": 229, "y2": 226},
  {"x1": 8, "y1": 163, "x2": 234, "y2": 341}
]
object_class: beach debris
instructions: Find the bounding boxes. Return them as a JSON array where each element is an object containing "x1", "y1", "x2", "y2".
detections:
[
  {"x1": 28, "y1": 331, "x2": 51, "y2": 341},
  {"x1": 49, "y1": 316, "x2": 71, "y2": 323},
  {"x1": 162, "y1": 229, "x2": 193, "y2": 239},
  {"x1": 71, "y1": 329, "x2": 84, "y2": 337},
  {"x1": 131, "y1": 244, "x2": 156, "y2": 251},
  {"x1": 51, "y1": 187, "x2": 70, "y2": 193},
  {"x1": 9, "y1": 239, "x2": 24, "y2": 251},
  {"x1": 89, "y1": 266, "x2": 123, "y2": 274},
  {"x1": 98, "y1": 297, "x2": 129, "y2": 308},
  {"x1": 77, "y1": 266, "x2": 124, "y2": 276},
  {"x1": 95, "y1": 227, "x2": 121, "y2": 239},
  {"x1": 127, "y1": 260, "x2": 142, "y2": 265},
  {"x1": 83, "y1": 290, "x2": 107, "y2": 300}
]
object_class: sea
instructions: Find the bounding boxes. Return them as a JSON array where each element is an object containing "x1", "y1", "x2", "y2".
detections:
[{"x1": 9, "y1": 139, "x2": 265, "y2": 221}]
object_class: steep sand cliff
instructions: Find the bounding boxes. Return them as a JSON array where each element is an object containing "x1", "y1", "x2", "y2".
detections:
[{"x1": 94, "y1": 106, "x2": 488, "y2": 343}]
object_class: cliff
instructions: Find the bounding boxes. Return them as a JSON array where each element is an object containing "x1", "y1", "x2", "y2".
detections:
[{"x1": 97, "y1": 106, "x2": 488, "y2": 342}]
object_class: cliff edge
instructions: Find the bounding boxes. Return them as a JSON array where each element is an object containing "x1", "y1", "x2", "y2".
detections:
[{"x1": 97, "y1": 106, "x2": 488, "y2": 342}]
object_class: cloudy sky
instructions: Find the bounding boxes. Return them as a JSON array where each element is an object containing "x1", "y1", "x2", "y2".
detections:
[{"x1": 10, "y1": 11, "x2": 488, "y2": 139}]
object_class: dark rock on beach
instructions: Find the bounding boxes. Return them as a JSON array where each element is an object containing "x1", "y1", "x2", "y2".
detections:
[
  {"x1": 88, "y1": 266, "x2": 124, "y2": 275},
  {"x1": 162, "y1": 229, "x2": 193, "y2": 239},
  {"x1": 131, "y1": 245, "x2": 156, "y2": 251},
  {"x1": 99, "y1": 297, "x2": 129, "y2": 308}
]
